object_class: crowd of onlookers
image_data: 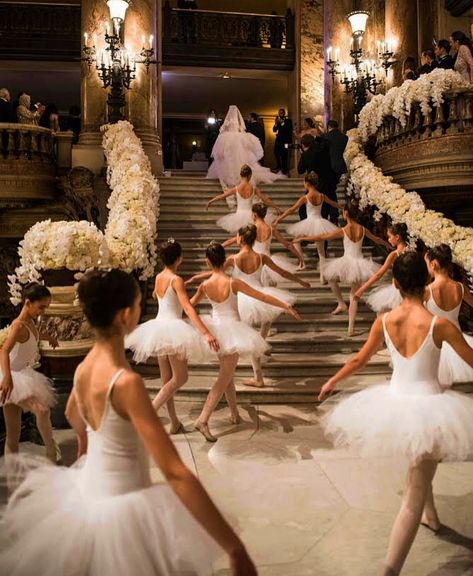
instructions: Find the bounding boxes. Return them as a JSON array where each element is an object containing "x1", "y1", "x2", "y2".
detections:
[
  {"x1": 403, "y1": 31, "x2": 473, "y2": 83},
  {"x1": 0, "y1": 88, "x2": 81, "y2": 142}
]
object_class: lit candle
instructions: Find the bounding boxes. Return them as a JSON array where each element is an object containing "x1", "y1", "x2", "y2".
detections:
[
  {"x1": 350, "y1": 37, "x2": 354, "y2": 51},
  {"x1": 101, "y1": 49, "x2": 104, "y2": 65},
  {"x1": 93, "y1": 34, "x2": 97, "y2": 47},
  {"x1": 149, "y1": 34, "x2": 154, "y2": 47},
  {"x1": 334, "y1": 47, "x2": 340, "y2": 61},
  {"x1": 327, "y1": 46, "x2": 332, "y2": 60},
  {"x1": 142, "y1": 35, "x2": 146, "y2": 47},
  {"x1": 84, "y1": 32, "x2": 89, "y2": 46},
  {"x1": 105, "y1": 22, "x2": 110, "y2": 35}
]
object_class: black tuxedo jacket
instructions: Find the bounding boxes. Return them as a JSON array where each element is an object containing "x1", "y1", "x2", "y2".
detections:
[
  {"x1": 324, "y1": 129, "x2": 348, "y2": 176},
  {"x1": 273, "y1": 118, "x2": 293, "y2": 144},
  {"x1": 0, "y1": 98, "x2": 14, "y2": 122}
]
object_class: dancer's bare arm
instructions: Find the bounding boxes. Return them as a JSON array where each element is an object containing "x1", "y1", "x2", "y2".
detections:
[
  {"x1": 65, "y1": 389, "x2": 88, "y2": 458},
  {"x1": 354, "y1": 251, "x2": 398, "y2": 300},
  {"x1": 318, "y1": 317, "x2": 385, "y2": 400},
  {"x1": 254, "y1": 187, "x2": 281, "y2": 214},
  {"x1": 364, "y1": 228, "x2": 392, "y2": 250},
  {"x1": 273, "y1": 196, "x2": 306, "y2": 227},
  {"x1": 189, "y1": 283, "x2": 205, "y2": 306},
  {"x1": 206, "y1": 186, "x2": 237, "y2": 210},
  {"x1": 461, "y1": 284, "x2": 473, "y2": 308},
  {"x1": 186, "y1": 257, "x2": 234, "y2": 286},
  {"x1": 0, "y1": 322, "x2": 25, "y2": 403},
  {"x1": 233, "y1": 278, "x2": 301, "y2": 320},
  {"x1": 222, "y1": 235, "x2": 238, "y2": 248},
  {"x1": 296, "y1": 229, "x2": 343, "y2": 243},
  {"x1": 271, "y1": 227, "x2": 302, "y2": 261},
  {"x1": 322, "y1": 194, "x2": 343, "y2": 211},
  {"x1": 115, "y1": 372, "x2": 257, "y2": 576},
  {"x1": 435, "y1": 318, "x2": 473, "y2": 367},
  {"x1": 261, "y1": 254, "x2": 310, "y2": 288}
]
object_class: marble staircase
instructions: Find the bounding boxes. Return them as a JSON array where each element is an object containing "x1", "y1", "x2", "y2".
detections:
[{"x1": 138, "y1": 176, "x2": 392, "y2": 403}]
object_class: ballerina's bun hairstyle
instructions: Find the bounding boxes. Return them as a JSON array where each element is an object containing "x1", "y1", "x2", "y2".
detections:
[
  {"x1": 343, "y1": 201, "x2": 358, "y2": 220},
  {"x1": 388, "y1": 222, "x2": 409, "y2": 243},
  {"x1": 206, "y1": 242, "x2": 226, "y2": 269},
  {"x1": 240, "y1": 164, "x2": 252, "y2": 179},
  {"x1": 159, "y1": 239, "x2": 182, "y2": 266},
  {"x1": 393, "y1": 251, "x2": 428, "y2": 297},
  {"x1": 78, "y1": 269, "x2": 139, "y2": 330},
  {"x1": 425, "y1": 244, "x2": 453, "y2": 270},
  {"x1": 238, "y1": 224, "x2": 257, "y2": 246},
  {"x1": 22, "y1": 282, "x2": 51, "y2": 303},
  {"x1": 252, "y1": 203, "x2": 268, "y2": 219},
  {"x1": 304, "y1": 171, "x2": 319, "y2": 188}
]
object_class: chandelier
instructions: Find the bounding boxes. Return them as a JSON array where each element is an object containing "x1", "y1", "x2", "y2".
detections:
[
  {"x1": 82, "y1": 0, "x2": 157, "y2": 123},
  {"x1": 326, "y1": 10, "x2": 395, "y2": 118}
]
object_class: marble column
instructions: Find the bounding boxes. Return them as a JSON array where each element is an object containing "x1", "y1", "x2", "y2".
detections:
[
  {"x1": 385, "y1": 0, "x2": 418, "y2": 86},
  {"x1": 72, "y1": 0, "x2": 109, "y2": 173}
]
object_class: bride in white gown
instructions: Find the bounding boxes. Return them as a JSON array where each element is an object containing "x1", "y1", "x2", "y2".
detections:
[{"x1": 207, "y1": 105, "x2": 285, "y2": 189}]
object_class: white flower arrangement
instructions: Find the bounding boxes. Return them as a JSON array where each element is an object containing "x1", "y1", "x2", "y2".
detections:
[
  {"x1": 8, "y1": 220, "x2": 105, "y2": 305},
  {"x1": 345, "y1": 129, "x2": 473, "y2": 281},
  {"x1": 358, "y1": 69, "x2": 470, "y2": 142},
  {"x1": 102, "y1": 121, "x2": 160, "y2": 280}
]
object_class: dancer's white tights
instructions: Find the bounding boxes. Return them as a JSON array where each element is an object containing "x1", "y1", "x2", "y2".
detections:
[
  {"x1": 198, "y1": 353, "x2": 239, "y2": 424},
  {"x1": 153, "y1": 355, "x2": 188, "y2": 429},
  {"x1": 384, "y1": 459, "x2": 438, "y2": 575},
  {"x1": 348, "y1": 282, "x2": 361, "y2": 336}
]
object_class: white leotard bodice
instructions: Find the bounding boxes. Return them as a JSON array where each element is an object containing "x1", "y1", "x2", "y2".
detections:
[
  {"x1": 383, "y1": 314, "x2": 442, "y2": 395},
  {"x1": 236, "y1": 187, "x2": 254, "y2": 212},
  {"x1": 306, "y1": 199, "x2": 324, "y2": 220},
  {"x1": 232, "y1": 255, "x2": 264, "y2": 287},
  {"x1": 156, "y1": 277, "x2": 183, "y2": 320},
  {"x1": 79, "y1": 369, "x2": 152, "y2": 499},
  {"x1": 425, "y1": 284, "x2": 463, "y2": 330},
  {"x1": 254, "y1": 230, "x2": 272, "y2": 257},
  {"x1": 343, "y1": 228, "x2": 364, "y2": 259},
  {"x1": 204, "y1": 279, "x2": 240, "y2": 322},
  {"x1": 9, "y1": 322, "x2": 38, "y2": 371}
]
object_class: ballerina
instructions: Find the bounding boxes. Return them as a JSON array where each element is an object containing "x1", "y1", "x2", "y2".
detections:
[
  {"x1": 354, "y1": 222, "x2": 409, "y2": 312},
  {"x1": 206, "y1": 104, "x2": 284, "y2": 189},
  {"x1": 207, "y1": 164, "x2": 281, "y2": 233},
  {"x1": 297, "y1": 202, "x2": 390, "y2": 336},
  {"x1": 272, "y1": 171, "x2": 341, "y2": 282},
  {"x1": 0, "y1": 269, "x2": 256, "y2": 576},
  {"x1": 319, "y1": 251, "x2": 473, "y2": 576},
  {"x1": 125, "y1": 240, "x2": 219, "y2": 435},
  {"x1": 190, "y1": 242, "x2": 301, "y2": 440},
  {"x1": 223, "y1": 203, "x2": 302, "y2": 285},
  {"x1": 0, "y1": 282, "x2": 60, "y2": 463},
  {"x1": 424, "y1": 243, "x2": 473, "y2": 386}
]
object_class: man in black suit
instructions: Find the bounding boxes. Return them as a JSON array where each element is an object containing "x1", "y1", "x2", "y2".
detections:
[
  {"x1": 0, "y1": 88, "x2": 14, "y2": 122},
  {"x1": 324, "y1": 119, "x2": 348, "y2": 184},
  {"x1": 272, "y1": 108, "x2": 292, "y2": 174},
  {"x1": 435, "y1": 39, "x2": 455, "y2": 70},
  {"x1": 246, "y1": 112, "x2": 265, "y2": 150},
  {"x1": 418, "y1": 49, "x2": 438, "y2": 75}
]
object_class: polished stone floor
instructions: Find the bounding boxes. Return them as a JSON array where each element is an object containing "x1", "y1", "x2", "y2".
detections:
[{"x1": 31, "y1": 401, "x2": 473, "y2": 575}]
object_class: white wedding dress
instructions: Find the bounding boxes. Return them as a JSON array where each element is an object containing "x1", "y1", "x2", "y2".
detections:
[{"x1": 207, "y1": 105, "x2": 284, "y2": 189}]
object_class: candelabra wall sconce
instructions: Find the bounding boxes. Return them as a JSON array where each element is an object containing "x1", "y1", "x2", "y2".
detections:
[
  {"x1": 82, "y1": 0, "x2": 157, "y2": 123},
  {"x1": 326, "y1": 10, "x2": 396, "y2": 119}
]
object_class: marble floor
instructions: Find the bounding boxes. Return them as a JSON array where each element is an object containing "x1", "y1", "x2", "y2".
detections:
[{"x1": 27, "y1": 401, "x2": 473, "y2": 575}]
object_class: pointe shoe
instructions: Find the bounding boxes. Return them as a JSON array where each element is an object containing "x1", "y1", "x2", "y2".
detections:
[
  {"x1": 296, "y1": 263, "x2": 306, "y2": 271},
  {"x1": 194, "y1": 422, "x2": 217, "y2": 443},
  {"x1": 332, "y1": 304, "x2": 348, "y2": 315},
  {"x1": 169, "y1": 421, "x2": 186, "y2": 435},
  {"x1": 243, "y1": 379, "x2": 265, "y2": 388}
]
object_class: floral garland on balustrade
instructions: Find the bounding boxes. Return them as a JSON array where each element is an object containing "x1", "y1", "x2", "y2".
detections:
[
  {"x1": 357, "y1": 68, "x2": 471, "y2": 142},
  {"x1": 8, "y1": 122, "x2": 160, "y2": 304},
  {"x1": 345, "y1": 129, "x2": 473, "y2": 282},
  {"x1": 101, "y1": 121, "x2": 160, "y2": 280}
]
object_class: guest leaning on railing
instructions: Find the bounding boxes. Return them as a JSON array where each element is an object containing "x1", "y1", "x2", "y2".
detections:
[{"x1": 16, "y1": 93, "x2": 44, "y2": 126}]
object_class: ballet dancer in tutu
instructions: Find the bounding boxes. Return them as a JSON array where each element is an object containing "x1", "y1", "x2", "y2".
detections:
[
  {"x1": 272, "y1": 172, "x2": 341, "y2": 281},
  {"x1": 354, "y1": 222, "x2": 409, "y2": 312},
  {"x1": 0, "y1": 282, "x2": 60, "y2": 462},
  {"x1": 0, "y1": 269, "x2": 256, "y2": 576},
  {"x1": 319, "y1": 251, "x2": 473, "y2": 575},
  {"x1": 207, "y1": 164, "x2": 281, "y2": 234},
  {"x1": 424, "y1": 244, "x2": 473, "y2": 386},
  {"x1": 223, "y1": 203, "x2": 302, "y2": 285},
  {"x1": 126, "y1": 239, "x2": 219, "y2": 435},
  {"x1": 190, "y1": 242, "x2": 301, "y2": 440},
  {"x1": 297, "y1": 202, "x2": 390, "y2": 336}
]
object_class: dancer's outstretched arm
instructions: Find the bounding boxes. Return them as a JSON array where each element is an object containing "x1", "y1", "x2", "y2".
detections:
[
  {"x1": 273, "y1": 196, "x2": 306, "y2": 227},
  {"x1": 354, "y1": 250, "x2": 399, "y2": 300},
  {"x1": 322, "y1": 194, "x2": 343, "y2": 211},
  {"x1": 318, "y1": 317, "x2": 385, "y2": 400},
  {"x1": 271, "y1": 227, "x2": 303, "y2": 262},
  {"x1": 65, "y1": 390, "x2": 88, "y2": 458},
  {"x1": 233, "y1": 278, "x2": 302, "y2": 320},
  {"x1": 186, "y1": 257, "x2": 234, "y2": 286},
  {"x1": 254, "y1": 187, "x2": 281, "y2": 214},
  {"x1": 261, "y1": 254, "x2": 310, "y2": 288},
  {"x1": 296, "y1": 229, "x2": 343, "y2": 243},
  {"x1": 364, "y1": 228, "x2": 392, "y2": 251},
  {"x1": 435, "y1": 317, "x2": 473, "y2": 367},
  {"x1": 462, "y1": 284, "x2": 473, "y2": 308},
  {"x1": 113, "y1": 371, "x2": 257, "y2": 576},
  {"x1": 222, "y1": 235, "x2": 238, "y2": 248},
  {"x1": 206, "y1": 186, "x2": 237, "y2": 210}
]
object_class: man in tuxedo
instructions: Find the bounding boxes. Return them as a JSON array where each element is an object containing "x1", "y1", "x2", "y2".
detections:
[
  {"x1": 418, "y1": 50, "x2": 438, "y2": 75},
  {"x1": 246, "y1": 112, "x2": 265, "y2": 150},
  {"x1": 435, "y1": 39, "x2": 455, "y2": 70},
  {"x1": 324, "y1": 119, "x2": 348, "y2": 185},
  {"x1": 0, "y1": 88, "x2": 14, "y2": 122},
  {"x1": 272, "y1": 108, "x2": 292, "y2": 174}
]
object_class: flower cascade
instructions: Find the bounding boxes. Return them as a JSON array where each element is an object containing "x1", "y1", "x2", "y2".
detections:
[
  {"x1": 102, "y1": 121, "x2": 160, "y2": 280},
  {"x1": 345, "y1": 129, "x2": 473, "y2": 281},
  {"x1": 357, "y1": 69, "x2": 471, "y2": 142}
]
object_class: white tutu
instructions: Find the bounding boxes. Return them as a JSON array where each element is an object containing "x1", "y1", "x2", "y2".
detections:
[
  {"x1": 125, "y1": 318, "x2": 207, "y2": 363},
  {"x1": 286, "y1": 217, "x2": 338, "y2": 238},
  {"x1": 261, "y1": 254, "x2": 298, "y2": 286},
  {"x1": 216, "y1": 207, "x2": 277, "y2": 234},
  {"x1": 367, "y1": 283, "x2": 402, "y2": 312},
  {"x1": 439, "y1": 333, "x2": 473, "y2": 386},
  {"x1": 201, "y1": 316, "x2": 269, "y2": 358},
  {"x1": 323, "y1": 384, "x2": 473, "y2": 463},
  {"x1": 0, "y1": 367, "x2": 55, "y2": 410},
  {"x1": 238, "y1": 287, "x2": 295, "y2": 326},
  {"x1": 0, "y1": 456, "x2": 220, "y2": 576},
  {"x1": 324, "y1": 255, "x2": 381, "y2": 284}
]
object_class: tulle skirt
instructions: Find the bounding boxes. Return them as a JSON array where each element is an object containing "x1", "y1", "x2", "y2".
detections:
[
  {"x1": 323, "y1": 383, "x2": 473, "y2": 463},
  {"x1": 261, "y1": 254, "x2": 298, "y2": 286},
  {"x1": 238, "y1": 286, "x2": 296, "y2": 326},
  {"x1": 201, "y1": 316, "x2": 270, "y2": 358},
  {"x1": 439, "y1": 333, "x2": 473, "y2": 386},
  {"x1": 367, "y1": 283, "x2": 402, "y2": 312},
  {"x1": 125, "y1": 318, "x2": 207, "y2": 363},
  {"x1": 216, "y1": 207, "x2": 277, "y2": 233},
  {"x1": 0, "y1": 457, "x2": 221, "y2": 576},
  {"x1": 286, "y1": 217, "x2": 338, "y2": 238},
  {"x1": 324, "y1": 256, "x2": 381, "y2": 285},
  {"x1": 0, "y1": 367, "x2": 55, "y2": 410}
]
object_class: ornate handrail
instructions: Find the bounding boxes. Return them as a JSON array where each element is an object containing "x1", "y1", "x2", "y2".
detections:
[{"x1": 0, "y1": 123, "x2": 55, "y2": 162}]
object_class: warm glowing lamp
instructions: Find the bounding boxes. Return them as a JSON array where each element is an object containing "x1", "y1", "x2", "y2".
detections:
[
  {"x1": 107, "y1": 0, "x2": 129, "y2": 21},
  {"x1": 347, "y1": 10, "x2": 370, "y2": 36}
]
